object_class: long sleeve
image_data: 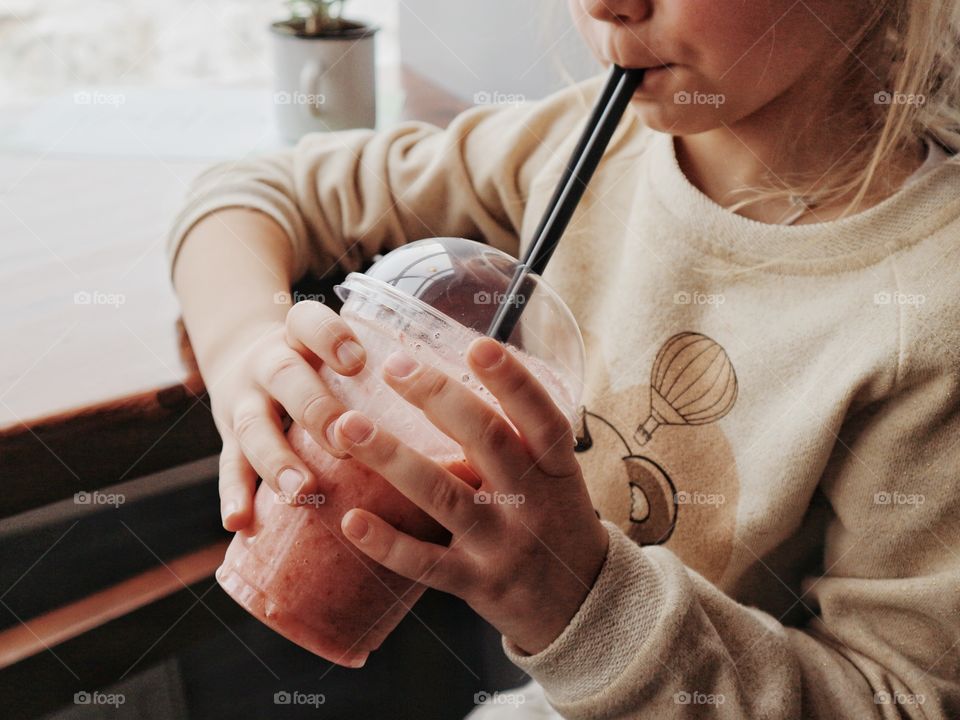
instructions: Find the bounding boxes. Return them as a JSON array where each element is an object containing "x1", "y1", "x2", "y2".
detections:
[
  {"x1": 503, "y1": 313, "x2": 960, "y2": 719},
  {"x1": 165, "y1": 75, "x2": 606, "y2": 283}
]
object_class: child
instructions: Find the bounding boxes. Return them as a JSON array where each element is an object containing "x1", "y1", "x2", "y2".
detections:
[{"x1": 168, "y1": 0, "x2": 960, "y2": 717}]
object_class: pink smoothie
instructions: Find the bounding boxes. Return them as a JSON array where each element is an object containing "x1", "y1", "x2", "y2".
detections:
[
  {"x1": 217, "y1": 427, "x2": 450, "y2": 667},
  {"x1": 217, "y1": 311, "x2": 577, "y2": 667}
]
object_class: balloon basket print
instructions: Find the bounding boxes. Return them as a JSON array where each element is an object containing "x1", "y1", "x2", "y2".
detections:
[{"x1": 634, "y1": 332, "x2": 738, "y2": 445}]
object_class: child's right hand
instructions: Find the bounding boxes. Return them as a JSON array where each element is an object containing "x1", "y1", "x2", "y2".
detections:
[{"x1": 207, "y1": 300, "x2": 367, "y2": 531}]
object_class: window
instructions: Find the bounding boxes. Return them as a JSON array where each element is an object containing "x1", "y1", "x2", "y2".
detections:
[{"x1": 0, "y1": 0, "x2": 399, "y2": 102}]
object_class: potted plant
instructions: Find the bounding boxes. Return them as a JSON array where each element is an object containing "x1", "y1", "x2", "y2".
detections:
[{"x1": 271, "y1": 0, "x2": 378, "y2": 141}]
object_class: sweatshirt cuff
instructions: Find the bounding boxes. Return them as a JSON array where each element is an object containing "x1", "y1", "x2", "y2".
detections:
[{"x1": 501, "y1": 521, "x2": 666, "y2": 706}]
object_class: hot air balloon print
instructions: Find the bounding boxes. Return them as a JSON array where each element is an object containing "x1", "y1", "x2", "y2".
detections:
[{"x1": 634, "y1": 332, "x2": 738, "y2": 445}]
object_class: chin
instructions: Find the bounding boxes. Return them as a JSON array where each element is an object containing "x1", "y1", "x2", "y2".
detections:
[{"x1": 629, "y1": 101, "x2": 727, "y2": 136}]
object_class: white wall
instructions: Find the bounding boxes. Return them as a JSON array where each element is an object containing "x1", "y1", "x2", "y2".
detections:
[{"x1": 398, "y1": 0, "x2": 602, "y2": 103}]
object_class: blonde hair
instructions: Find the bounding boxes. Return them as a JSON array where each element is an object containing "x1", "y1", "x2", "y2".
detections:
[
  {"x1": 548, "y1": 1, "x2": 960, "y2": 222},
  {"x1": 736, "y1": 0, "x2": 960, "y2": 219}
]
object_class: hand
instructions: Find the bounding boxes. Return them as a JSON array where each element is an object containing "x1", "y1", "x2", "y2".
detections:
[
  {"x1": 330, "y1": 336, "x2": 609, "y2": 655},
  {"x1": 207, "y1": 300, "x2": 366, "y2": 531}
]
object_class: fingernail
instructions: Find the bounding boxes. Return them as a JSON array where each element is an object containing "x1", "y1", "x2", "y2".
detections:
[
  {"x1": 339, "y1": 411, "x2": 374, "y2": 444},
  {"x1": 278, "y1": 467, "x2": 304, "y2": 497},
  {"x1": 384, "y1": 351, "x2": 418, "y2": 378},
  {"x1": 343, "y1": 512, "x2": 369, "y2": 540},
  {"x1": 336, "y1": 339, "x2": 365, "y2": 370},
  {"x1": 324, "y1": 417, "x2": 340, "y2": 448},
  {"x1": 222, "y1": 500, "x2": 239, "y2": 525},
  {"x1": 470, "y1": 338, "x2": 504, "y2": 369}
]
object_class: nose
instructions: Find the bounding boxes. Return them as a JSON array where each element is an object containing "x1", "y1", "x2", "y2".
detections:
[{"x1": 581, "y1": 0, "x2": 651, "y2": 24}]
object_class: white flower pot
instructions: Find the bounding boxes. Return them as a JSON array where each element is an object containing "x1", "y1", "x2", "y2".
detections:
[{"x1": 270, "y1": 20, "x2": 378, "y2": 142}]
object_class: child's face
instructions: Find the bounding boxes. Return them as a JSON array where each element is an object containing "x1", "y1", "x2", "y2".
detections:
[{"x1": 569, "y1": 0, "x2": 871, "y2": 134}]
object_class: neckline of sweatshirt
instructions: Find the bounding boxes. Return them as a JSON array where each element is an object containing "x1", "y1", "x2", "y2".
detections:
[{"x1": 602, "y1": 113, "x2": 960, "y2": 276}]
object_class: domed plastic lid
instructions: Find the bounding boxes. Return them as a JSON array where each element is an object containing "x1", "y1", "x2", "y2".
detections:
[{"x1": 335, "y1": 237, "x2": 585, "y2": 423}]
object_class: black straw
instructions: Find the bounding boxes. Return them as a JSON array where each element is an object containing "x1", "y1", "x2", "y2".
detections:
[{"x1": 486, "y1": 65, "x2": 645, "y2": 342}]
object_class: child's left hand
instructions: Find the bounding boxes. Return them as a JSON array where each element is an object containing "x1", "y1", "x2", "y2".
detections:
[{"x1": 330, "y1": 335, "x2": 609, "y2": 656}]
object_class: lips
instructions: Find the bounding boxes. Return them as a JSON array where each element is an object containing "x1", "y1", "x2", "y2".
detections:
[
  {"x1": 631, "y1": 64, "x2": 676, "y2": 95},
  {"x1": 608, "y1": 52, "x2": 674, "y2": 72},
  {"x1": 629, "y1": 62, "x2": 674, "y2": 72}
]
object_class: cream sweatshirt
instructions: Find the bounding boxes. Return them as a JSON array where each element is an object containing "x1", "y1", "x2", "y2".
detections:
[{"x1": 167, "y1": 73, "x2": 960, "y2": 719}]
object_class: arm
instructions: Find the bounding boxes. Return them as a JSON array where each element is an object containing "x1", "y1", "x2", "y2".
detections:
[
  {"x1": 173, "y1": 208, "x2": 293, "y2": 381},
  {"x1": 167, "y1": 74, "x2": 608, "y2": 529},
  {"x1": 167, "y1": 74, "x2": 607, "y2": 281},
  {"x1": 499, "y1": 360, "x2": 960, "y2": 718},
  {"x1": 309, "y1": 284, "x2": 953, "y2": 717}
]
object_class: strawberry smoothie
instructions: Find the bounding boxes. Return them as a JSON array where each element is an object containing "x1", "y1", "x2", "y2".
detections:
[{"x1": 216, "y1": 239, "x2": 583, "y2": 667}]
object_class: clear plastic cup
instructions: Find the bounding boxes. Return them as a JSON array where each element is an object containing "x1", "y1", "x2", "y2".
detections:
[{"x1": 216, "y1": 237, "x2": 585, "y2": 667}]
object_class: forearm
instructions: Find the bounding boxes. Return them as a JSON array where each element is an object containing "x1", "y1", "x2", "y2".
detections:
[{"x1": 172, "y1": 208, "x2": 294, "y2": 383}]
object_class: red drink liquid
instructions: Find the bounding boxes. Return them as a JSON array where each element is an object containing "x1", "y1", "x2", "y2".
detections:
[{"x1": 217, "y1": 423, "x2": 451, "y2": 667}]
